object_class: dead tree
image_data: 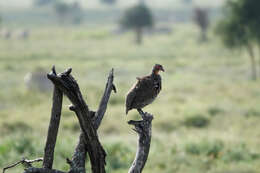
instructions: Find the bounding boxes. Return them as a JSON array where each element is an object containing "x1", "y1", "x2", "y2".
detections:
[{"x1": 3, "y1": 66, "x2": 154, "y2": 173}]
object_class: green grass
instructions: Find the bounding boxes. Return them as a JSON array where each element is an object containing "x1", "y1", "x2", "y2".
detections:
[{"x1": 1, "y1": 24, "x2": 260, "y2": 173}]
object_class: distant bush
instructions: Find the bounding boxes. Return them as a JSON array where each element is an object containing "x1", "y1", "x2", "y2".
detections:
[
  {"x1": 208, "y1": 106, "x2": 224, "y2": 116},
  {"x1": 54, "y1": 2, "x2": 83, "y2": 25},
  {"x1": 184, "y1": 115, "x2": 210, "y2": 128},
  {"x1": 120, "y1": 3, "x2": 153, "y2": 44},
  {"x1": 245, "y1": 108, "x2": 260, "y2": 117},
  {"x1": 215, "y1": 0, "x2": 260, "y2": 80}
]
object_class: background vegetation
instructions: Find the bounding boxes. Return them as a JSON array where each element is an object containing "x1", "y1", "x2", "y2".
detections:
[{"x1": 0, "y1": 0, "x2": 260, "y2": 173}]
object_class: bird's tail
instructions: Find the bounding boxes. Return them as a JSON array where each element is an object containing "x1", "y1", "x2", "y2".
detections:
[{"x1": 126, "y1": 108, "x2": 129, "y2": 115}]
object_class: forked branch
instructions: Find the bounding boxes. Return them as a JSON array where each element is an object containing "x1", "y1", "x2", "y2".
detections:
[
  {"x1": 47, "y1": 67, "x2": 106, "y2": 173},
  {"x1": 3, "y1": 66, "x2": 154, "y2": 173}
]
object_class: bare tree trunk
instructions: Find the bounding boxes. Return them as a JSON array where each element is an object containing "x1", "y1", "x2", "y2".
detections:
[
  {"x1": 128, "y1": 111, "x2": 153, "y2": 173},
  {"x1": 43, "y1": 83, "x2": 63, "y2": 169},
  {"x1": 247, "y1": 44, "x2": 257, "y2": 80},
  {"x1": 135, "y1": 27, "x2": 143, "y2": 45}
]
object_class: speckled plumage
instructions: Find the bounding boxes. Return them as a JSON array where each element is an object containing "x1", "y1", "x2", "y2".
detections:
[{"x1": 125, "y1": 64, "x2": 164, "y2": 114}]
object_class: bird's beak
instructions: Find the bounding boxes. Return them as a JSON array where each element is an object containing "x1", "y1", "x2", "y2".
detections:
[{"x1": 161, "y1": 67, "x2": 165, "y2": 72}]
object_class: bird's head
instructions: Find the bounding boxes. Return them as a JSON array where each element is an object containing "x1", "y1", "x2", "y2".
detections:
[{"x1": 153, "y1": 64, "x2": 165, "y2": 74}]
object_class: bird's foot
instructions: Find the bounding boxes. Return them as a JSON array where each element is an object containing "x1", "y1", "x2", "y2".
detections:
[
  {"x1": 137, "y1": 108, "x2": 145, "y2": 115},
  {"x1": 137, "y1": 109, "x2": 153, "y2": 121}
]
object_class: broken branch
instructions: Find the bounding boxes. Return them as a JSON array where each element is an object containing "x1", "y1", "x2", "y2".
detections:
[
  {"x1": 3, "y1": 158, "x2": 43, "y2": 173},
  {"x1": 128, "y1": 112, "x2": 153, "y2": 173}
]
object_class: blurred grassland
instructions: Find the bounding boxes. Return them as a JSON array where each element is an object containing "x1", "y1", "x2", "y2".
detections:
[{"x1": 1, "y1": 24, "x2": 260, "y2": 173}]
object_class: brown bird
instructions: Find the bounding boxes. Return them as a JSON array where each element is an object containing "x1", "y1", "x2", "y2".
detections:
[{"x1": 125, "y1": 64, "x2": 164, "y2": 115}]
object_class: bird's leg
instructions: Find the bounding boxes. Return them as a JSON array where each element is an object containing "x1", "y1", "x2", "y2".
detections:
[{"x1": 137, "y1": 108, "x2": 145, "y2": 119}]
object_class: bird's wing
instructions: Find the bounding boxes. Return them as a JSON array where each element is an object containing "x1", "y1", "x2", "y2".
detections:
[
  {"x1": 138, "y1": 76, "x2": 154, "y2": 90},
  {"x1": 134, "y1": 76, "x2": 155, "y2": 99},
  {"x1": 125, "y1": 81, "x2": 138, "y2": 113},
  {"x1": 125, "y1": 76, "x2": 154, "y2": 114}
]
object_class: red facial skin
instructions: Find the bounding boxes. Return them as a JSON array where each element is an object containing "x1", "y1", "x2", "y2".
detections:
[{"x1": 154, "y1": 65, "x2": 165, "y2": 74}]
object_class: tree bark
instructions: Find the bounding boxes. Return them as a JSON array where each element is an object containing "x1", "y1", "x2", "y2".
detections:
[
  {"x1": 24, "y1": 168, "x2": 65, "y2": 173},
  {"x1": 128, "y1": 111, "x2": 153, "y2": 173},
  {"x1": 247, "y1": 44, "x2": 257, "y2": 80},
  {"x1": 68, "y1": 69, "x2": 116, "y2": 172},
  {"x1": 47, "y1": 68, "x2": 106, "y2": 173},
  {"x1": 43, "y1": 83, "x2": 63, "y2": 169},
  {"x1": 135, "y1": 27, "x2": 143, "y2": 45}
]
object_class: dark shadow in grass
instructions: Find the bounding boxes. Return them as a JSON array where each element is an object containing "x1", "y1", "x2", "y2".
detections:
[
  {"x1": 208, "y1": 106, "x2": 225, "y2": 116},
  {"x1": 183, "y1": 114, "x2": 210, "y2": 128}
]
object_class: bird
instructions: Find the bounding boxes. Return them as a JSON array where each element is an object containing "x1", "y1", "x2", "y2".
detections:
[{"x1": 125, "y1": 64, "x2": 164, "y2": 115}]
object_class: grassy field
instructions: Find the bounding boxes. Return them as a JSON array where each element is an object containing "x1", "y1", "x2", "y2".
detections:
[{"x1": 1, "y1": 24, "x2": 260, "y2": 173}]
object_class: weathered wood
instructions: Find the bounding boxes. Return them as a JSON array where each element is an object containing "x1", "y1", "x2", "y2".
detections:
[
  {"x1": 69, "y1": 106, "x2": 89, "y2": 172},
  {"x1": 68, "y1": 69, "x2": 116, "y2": 172},
  {"x1": 94, "y1": 68, "x2": 116, "y2": 129},
  {"x1": 3, "y1": 158, "x2": 43, "y2": 173},
  {"x1": 24, "y1": 168, "x2": 65, "y2": 173},
  {"x1": 128, "y1": 111, "x2": 153, "y2": 173},
  {"x1": 47, "y1": 67, "x2": 106, "y2": 173},
  {"x1": 43, "y1": 83, "x2": 63, "y2": 169}
]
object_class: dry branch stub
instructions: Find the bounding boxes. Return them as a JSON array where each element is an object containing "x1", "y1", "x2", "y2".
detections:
[{"x1": 128, "y1": 111, "x2": 153, "y2": 173}]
